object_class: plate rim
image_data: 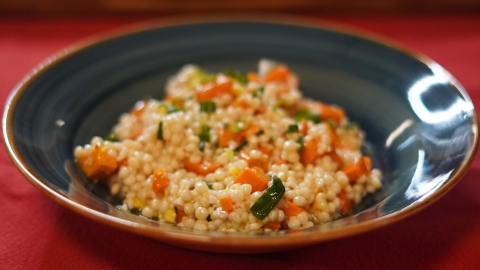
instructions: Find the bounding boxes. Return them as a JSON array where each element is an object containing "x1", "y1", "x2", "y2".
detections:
[{"x1": 3, "y1": 13, "x2": 479, "y2": 253}]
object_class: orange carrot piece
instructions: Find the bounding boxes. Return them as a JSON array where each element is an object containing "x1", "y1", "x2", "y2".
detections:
[
  {"x1": 176, "y1": 208, "x2": 188, "y2": 224},
  {"x1": 275, "y1": 86, "x2": 290, "y2": 97},
  {"x1": 231, "y1": 99, "x2": 250, "y2": 109},
  {"x1": 118, "y1": 159, "x2": 129, "y2": 167},
  {"x1": 258, "y1": 145, "x2": 273, "y2": 159},
  {"x1": 262, "y1": 222, "x2": 281, "y2": 231},
  {"x1": 152, "y1": 169, "x2": 170, "y2": 194},
  {"x1": 299, "y1": 120, "x2": 309, "y2": 136},
  {"x1": 325, "y1": 124, "x2": 340, "y2": 149},
  {"x1": 315, "y1": 102, "x2": 345, "y2": 126},
  {"x1": 130, "y1": 123, "x2": 143, "y2": 139},
  {"x1": 240, "y1": 152, "x2": 269, "y2": 173},
  {"x1": 281, "y1": 201, "x2": 307, "y2": 217},
  {"x1": 342, "y1": 157, "x2": 369, "y2": 183},
  {"x1": 247, "y1": 72, "x2": 261, "y2": 83},
  {"x1": 233, "y1": 167, "x2": 270, "y2": 192},
  {"x1": 338, "y1": 191, "x2": 352, "y2": 214},
  {"x1": 327, "y1": 151, "x2": 344, "y2": 169},
  {"x1": 183, "y1": 159, "x2": 220, "y2": 176},
  {"x1": 218, "y1": 128, "x2": 243, "y2": 148},
  {"x1": 195, "y1": 81, "x2": 233, "y2": 101},
  {"x1": 273, "y1": 159, "x2": 288, "y2": 166},
  {"x1": 242, "y1": 122, "x2": 262, "y2": 138},
  {"x1": 219, "y1": 196, "x2": 235, "y2": 213},
  {"x1": 254, "y1": 107, "x2": 267, "y2": 115},
  {"x1": 264, "y1": 65, "x2": 290, "y2": 83},
  {"x1": 78, "y1": 146, "x2": 117, "y2": 181},
  {"x1": 131, "y1": 100, "x2": 146, "y2": 118},
  {"x1": 363, "y1": 156, "x2": 372, "y2": 171},
  {"x1": 300, "y1": 138, "x2": 319, "y2": 166}
]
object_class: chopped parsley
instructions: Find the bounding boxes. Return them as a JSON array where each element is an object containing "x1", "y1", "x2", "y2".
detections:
[
  {"x1": 199, "y1": 101, "x2": 216, "y2": 114},
  {"x1": 286, "y1": 124, "x2": 299, "y2": 134},
  {"x1": 224, "y1": 69, "x2": 248, "y2": 85},
  {"x1": 104, "y1": 133, "x2": 119, "y2": 142}
]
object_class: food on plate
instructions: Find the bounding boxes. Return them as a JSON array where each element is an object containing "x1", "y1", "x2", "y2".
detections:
[{"x1": 74, "y1": 60, "x2": 382, "y2": 232}]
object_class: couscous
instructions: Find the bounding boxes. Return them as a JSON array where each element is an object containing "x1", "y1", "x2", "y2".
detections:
[{"x1": 74, "y1": 60, "x2": 382, "y2": 232}]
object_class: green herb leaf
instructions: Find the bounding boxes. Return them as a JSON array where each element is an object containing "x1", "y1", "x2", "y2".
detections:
[
  {"x1": 250, "y1": 176, "x2": 286, "y2": 220},
  {"x1": 224, "y1": 69, "x2": 248, "y2": 85},
  {"x1": 234, "y1": 140, "x2": 248, "y2": 152},
  {"x1": 199, "y1": 101, "x2": 216, "y2": 114},
  {"x1": 308, "y1": 113, "x2": 321, "y2": 124},
  {"x1": 286, "y1": 124, "x2": 299, "y2": 134},
  {"x1": 167, "y1": 106, "x2": 185, "y2": 114},
  {"x1": 253, "y1": 86, "x2": 265, "y2": 98},
  {"x1": 295, "y1": 109, "x2": 321, "y2": 124},
  {"x1": 198, "y1": 124, "x2": 211, "y2": 148},
  {"x1": 206, "y1": 182, "x2": 213, "y2": 190},
  {"x1": 104, "y1": 133, "x2": 119, "y2": 142},
  {"x1": 157, "y1": 122, "x2": 163, "y2": 140},
  {"x1": 297, "y1": 136, "x2": 304, "y2": 152},
  {"x1": 229, "y1": 122, "x2": 241, "y2": 133}
]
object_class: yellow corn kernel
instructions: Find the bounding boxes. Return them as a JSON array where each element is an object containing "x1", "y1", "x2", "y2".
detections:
[
  {"x1": 163, "y1": 208, "x2": 176, "y2": 224},
  {"x1": 157, "y1": 105, "x2": 167, "y2": 114},
  {"x1": 164, "y1": 189, "x2": 170, "y2": 196},
  {"x1": 229, "y1": 167, "x2": 240, "y2": 176},
  {"x1": 134, "y1": 197, "x2": 144, "y2": 209}
]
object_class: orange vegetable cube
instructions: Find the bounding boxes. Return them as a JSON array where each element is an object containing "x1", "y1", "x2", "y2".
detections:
[
  {"x1": 264, "y1": 65, "x2": 290, "y2": 83},
  {"x1": 195, "y1": 81, "x2": 233, "y2": 101},
  {"x1": 338, "y1": 191, "x2": 352, "y2": 214},
  {"x1": 77, "y1": 146, "x2": 117, "y2": 181},
  {"x1": 262, "y1": 222, "x2": 281, "y2": 231},
  {"x1": 327, "y1": 151, "x2": 344, "y2": 169},
  {"x1": 299, "y1": 120, "x2": 309, "y2": 136},
  {"x1": 247, "y1": 72, "x2": 261, "y2": 83},
  {"x1": 281, "y1": 200, "x2": 307, "y2": 217},
  {"x1": 219, "y1": 196, "x2": 235, "y2": 213},
  {"x1": 130, "y1": 100, "x2": 146, "y2": 118},
  {"x1": 300, "y1": 138, "x2": 319, "y2": 166},
  {"x1": 241, "y1": 122, "x2": 262, "y2": 138},
  {"x1": 258, "y1": 145, "x2": 273, "y2": 159},
  {"x1": 176, "y1": 208, "x2": 188, "y2": 224},
  {"x1": 218, "y1": 128, "x2": 243, "y2": 148},
  {"x1": 183, "y1": 159, "x2": 220, "y2": 176},
  {"x1": 231, "y1": 99, "x2": 250, "y2": 109},
  {"x1": 315, "y1": 102, "x2": 345, "y2": 126},
  {"x1": 363, "y1": 156, "x2": 372, "y2": 171},
  {"x1": 240, "y1": 152, "x2": 269, "y2": 173},
  {"x1": 233, "y1": 167, "x2": 269, "y2": 192},
  {"x1": 273, "y1": 159, "x2": 288, "y2": 166},
  {"x1": 152, "y1": 169, "x2": 169, "y2": 194},
  {"x1": 342, "y1": 157, "x2": 369, "y2": 183}
]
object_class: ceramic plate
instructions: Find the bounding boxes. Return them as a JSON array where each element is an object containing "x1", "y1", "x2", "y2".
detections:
[{"x1": 3, "y1": 15, "x2": 478, "y2": 253}]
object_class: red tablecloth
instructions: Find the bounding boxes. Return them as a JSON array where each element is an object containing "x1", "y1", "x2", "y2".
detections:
[{"x1": 1, "y1": 13, "x2": 479, "y2": 269}]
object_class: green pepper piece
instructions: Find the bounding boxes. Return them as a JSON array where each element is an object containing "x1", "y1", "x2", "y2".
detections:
[
  {"x1": 286, "y1": 124, "x2": 299, "y2": 134},
  {"x1": 233, "y1": 140, "x2": 248, "y2": 152},
  {"x1": 205, "y1": 182, "x2": 213, "y2": 190},
  {"x1": 157, "y1": 121, "x2": 163, "y2": 140},
  {"x1": 297, "y1": 136, "x2": 304, "y2": 152},
  {"x1": 250, "y1": 176, "x2": 285, "y2": 220},
  {"x1": 104, "y1": 133, "x2": 119, "y2": 142}
]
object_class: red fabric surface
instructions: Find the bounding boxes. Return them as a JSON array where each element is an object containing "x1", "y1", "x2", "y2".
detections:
[{"x1": 1, "y1": 13, "x2": 480, "y2": 269}]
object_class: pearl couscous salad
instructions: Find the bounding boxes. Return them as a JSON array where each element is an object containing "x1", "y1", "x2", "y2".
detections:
[{"x1": 74, "y1": 61, "x2": 382, "y2": 232}]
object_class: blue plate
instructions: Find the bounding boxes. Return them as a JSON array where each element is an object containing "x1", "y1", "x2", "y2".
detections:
[{"x1": 3, "y1": 16, "x2": 478, "y2": 253}]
